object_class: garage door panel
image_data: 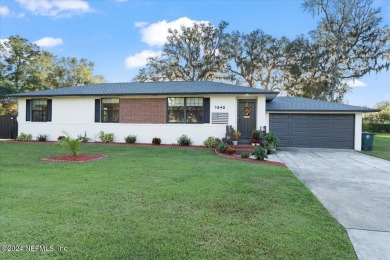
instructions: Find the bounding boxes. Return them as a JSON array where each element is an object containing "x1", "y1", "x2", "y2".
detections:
[{"x1": 269, "y1": 114, "x2": 354, "y2": 149}]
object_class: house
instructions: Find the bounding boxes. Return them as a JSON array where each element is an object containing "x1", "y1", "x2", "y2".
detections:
[{"x1": 10, "y1": 81, "x2": 377, "y2": 151}]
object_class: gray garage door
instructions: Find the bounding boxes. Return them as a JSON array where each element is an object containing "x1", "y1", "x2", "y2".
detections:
[{"x1": 269, "y1": 114, "x2": 354, "y2": 149}]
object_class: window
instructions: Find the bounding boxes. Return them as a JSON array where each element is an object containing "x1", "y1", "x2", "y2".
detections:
[
  {"x1": 167, "y1": 97, "x2": 204, "y2": 123},
  {"x1": 26, "y1": 99, "x2": 52, "y2": 122},
  {"x1": 101, "y1": 98, "x2": 119, "y2": 123}
]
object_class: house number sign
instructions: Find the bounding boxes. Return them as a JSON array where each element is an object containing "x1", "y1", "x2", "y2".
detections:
[{"x1": 214, "y1": 106, "x2": 226, "y2": 109}]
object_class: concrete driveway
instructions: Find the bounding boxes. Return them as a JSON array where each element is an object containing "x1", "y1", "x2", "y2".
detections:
[{"x1": 273, "y1": 148, "x2": 390, "y2": 260}]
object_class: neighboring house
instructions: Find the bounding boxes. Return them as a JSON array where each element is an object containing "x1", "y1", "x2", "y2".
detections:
[{"x1": 10, "y1": 81, "x2": 377, "y2": 151}]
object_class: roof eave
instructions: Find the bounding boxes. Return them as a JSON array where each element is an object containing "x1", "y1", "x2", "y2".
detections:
[
  {"x1": 9, "y1": 91, "x2": 279, "y2": 98},
  {"x1": 266, "y1": 109, "x2": 380, "y2": 113}
]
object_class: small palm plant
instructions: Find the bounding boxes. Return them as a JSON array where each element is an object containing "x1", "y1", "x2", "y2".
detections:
[{"x1": 58, "y1": 133, "x2": 81, "y2": 156}]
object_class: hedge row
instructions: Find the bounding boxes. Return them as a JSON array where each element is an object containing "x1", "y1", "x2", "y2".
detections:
[{"x1": 362, "y1": 122, "x2": 390, "y2": 133}]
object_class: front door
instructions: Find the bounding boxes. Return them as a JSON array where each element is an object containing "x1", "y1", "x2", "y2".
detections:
[{"x1": 237, "y1": 100, "x2": 256, "y2": 143}]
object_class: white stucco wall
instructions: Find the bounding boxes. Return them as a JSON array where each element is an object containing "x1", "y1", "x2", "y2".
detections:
[
  {"x1": 354, "y1": 113, "x2": 362, "y2": 151},
  {"x1": 18, "y1": 95, "x2": 265, "y2": 145}
]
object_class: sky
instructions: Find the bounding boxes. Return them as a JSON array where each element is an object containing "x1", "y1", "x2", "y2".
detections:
[{"x1": 0, "y1": 0, "x2": 389, "y2": 107}]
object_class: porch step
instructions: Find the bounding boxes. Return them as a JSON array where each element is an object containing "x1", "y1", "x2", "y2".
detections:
[{"x1": 233, "y1": 144, "x2": 257, "y2": 154}]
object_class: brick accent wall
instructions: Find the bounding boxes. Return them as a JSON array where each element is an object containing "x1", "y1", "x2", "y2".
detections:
[{"x1": 120, "y1": 98, "x2": 166, "y2": 124}]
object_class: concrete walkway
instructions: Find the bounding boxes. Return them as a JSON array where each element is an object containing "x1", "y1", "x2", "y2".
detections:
[{"x1": 272, "y1": 148, "x2": 390, "y2": 260}]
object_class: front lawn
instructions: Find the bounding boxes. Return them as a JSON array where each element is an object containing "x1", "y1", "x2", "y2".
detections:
[
  {"x1": 0, "y1": 142, "x2": 355, "y2": 259},
  {"x1": 361, "y1": 133, "x2": 390, "y2": 161}
]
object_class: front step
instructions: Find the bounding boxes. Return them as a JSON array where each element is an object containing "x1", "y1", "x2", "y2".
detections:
[{"x1": 233, "y1": 144, "x2": 257, "y2": 154}]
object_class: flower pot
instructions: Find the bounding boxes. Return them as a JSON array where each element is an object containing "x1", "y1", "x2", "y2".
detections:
[{"x1": 232, "y1": 140, "x2": 238, "y2": 146}]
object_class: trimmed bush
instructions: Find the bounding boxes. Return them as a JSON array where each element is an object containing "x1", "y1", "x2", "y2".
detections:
[
  {"x1": 98, "y1": 131, "x2": 114, "y2": 143},
  {"x1": 177, "y1": 134, "x2": 192, "y2": 146},
  {"x1": 226, "y1": 146, "x2": 236, "y2": 154},
  {"x1": 203, "y1": 137, "x2": 219, "y2": 148},
  {"x1": 152, "y1": 137, "x2": 161, "y2": 145},
  {"x1": 125, "y1": 135, "x2": 137, "y2": 144},
  {"x1": 253, "y1": 146, "x2": 268, "y2": 160},
  {"x1": 363, "y1": 122, "x2": 390, "y2": 133},
  {"x1": 217, "y1": 143, "x2": 228, "y2": 153},
  {"x1": 36, "y1": 134, "x2": 49, "y2": 142},
  {"x1": 77, "y1": 131, "x2": 91, "y2": 142},
  {"x1": 241, "y1": 152, "x2": 250, "y2": 159},
  {"x1": 16, "y1": 133, "x2": 32, "y2": 141}
]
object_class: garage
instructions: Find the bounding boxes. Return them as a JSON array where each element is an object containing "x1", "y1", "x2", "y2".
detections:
[{"x1": 269, "y1": 114, "x2": 355, "y2": 149}]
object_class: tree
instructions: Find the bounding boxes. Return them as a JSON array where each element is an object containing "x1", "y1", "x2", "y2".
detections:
[
  {"x1": 55, "y1": 57, "x2": 105, "y2": 87},
  {"x1": 222, "y1": 29, "x2": 289, "y2": 90},
  {"x1": 364, "y1": 101, "x2": 390, "y2": 122},
  {"x1": 282, "y1": 35, "x2": 350, "y2": 101},
  {"x1": 0, "y1": 35, "x2": 40, "y2": 93},
  {"x1": 303, "y1": 0, "x2": 390, "y2": 102},
  {"x1": 0, "y1": 35, "x2": 105, "y2": 115},
  {"x1": 134, "y1": 21, "x2": 229, "y2": 82}
]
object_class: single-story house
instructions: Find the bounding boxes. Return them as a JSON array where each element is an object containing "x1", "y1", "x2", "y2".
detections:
[{"x1": 10, "y1": 81, "x2": 377, "y2": 151}]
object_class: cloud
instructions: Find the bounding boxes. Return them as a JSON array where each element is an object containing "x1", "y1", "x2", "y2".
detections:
[
  {"x1": 346, "y1": 79, "x2": 367, "y2": 88},
  {"x1": 137, "y1": 17, "x2": 209, "y2": 46},
  {"x1": 0, "y1": 6, "x2": 25, "y2": 18},
  {"x1": 125, "y1": 50, "x2": 161, "y2": 70},
  {"x1": 112, "y1": 0, "x2": 127, "y2": 2},
  {"x1": 134, "y1": 21, "x2": 148, "y2": 28},
  {"x1": 0, "y1": 6, "x2": 10, "y2": 16},
  {"x1": 16, "y1": 0, "x2": 92, "y2": 17},
  {"x1": 34, "y1": 37, "x2": 64, "y2": 48}
]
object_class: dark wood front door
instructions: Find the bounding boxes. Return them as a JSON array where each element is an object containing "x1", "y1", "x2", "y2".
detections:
[{"x1": 237, "y1": 100, "x2": 256, "y2": 143}]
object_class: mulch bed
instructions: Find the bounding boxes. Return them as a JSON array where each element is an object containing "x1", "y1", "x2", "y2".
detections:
[
  {"x1": 214, "y1": 149, "x2": 287, "y2": 167},
  {"x1": 42, "y1": 154, "x2": 107, "y2": 163}
]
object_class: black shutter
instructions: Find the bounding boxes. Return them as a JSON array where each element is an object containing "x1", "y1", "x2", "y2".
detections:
[
  {"x1": 203, "y1": 98, "x2": 210, "y2": 123},
  {"x1": 47, "y1": 99, "x2": 52, "y2": 122},
  {"x1": 26, "y1": 99, "x2": 31, "y2": 121},
  {"x1": 95, "y1": 99, "x2": 101, "y2": 122}
]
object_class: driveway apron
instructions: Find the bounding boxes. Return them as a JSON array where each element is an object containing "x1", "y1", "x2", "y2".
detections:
[{"x1": 274, "y1": 148, "x2": 390, "y2": 260}]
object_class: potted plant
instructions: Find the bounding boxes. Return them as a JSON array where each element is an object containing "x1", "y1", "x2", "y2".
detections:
[
  {"x1": 264, "y1": 132, "x2": 279, "y2": 151},
  {"x1": 250, "y1": 129, "x2": 262, "y2": 146},
  {"x1": 231, "y1": 129, "x2": 241, "y2": 146}
]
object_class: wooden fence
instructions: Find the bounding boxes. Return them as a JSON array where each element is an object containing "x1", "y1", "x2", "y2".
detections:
[{"x1": 0, "y1": 115, "x2": 18, "y2": 139}]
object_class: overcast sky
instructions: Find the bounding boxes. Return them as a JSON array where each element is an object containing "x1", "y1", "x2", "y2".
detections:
[{"x1": 1, "y1": 0, "x2": 389, "y2": 107}]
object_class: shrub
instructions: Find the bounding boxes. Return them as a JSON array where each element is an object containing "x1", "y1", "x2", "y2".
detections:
[
  {"x1": 58, "y1": 136, "x2": 66, "y2": 141},
  {"x1": 77, "y1": 131, "x2": 91, "y2": 142},
  {"x1": 98, "y1": 131, "x2": 114, "y2": 143},
  {"x1": 226, "y1": 146, "x2": 236, "y2": 154},
  {"x1": 177, "y1": 134, "x2": 192, "y2": 146},
  {"x1": 152, "y1": 137, "x2": 161, "y2": 145},
  {"x1": 36, "y1": 134, "x2": 49, "y2": 142},
  {"x1": 241, "y1": 152, "x2": 250, "y2": 159},
  {"x1": 203, "y1": 137, "x2": 219, "y2": 148},
  {"x1": 16, "y1": 133, "x2": 32, "y2": 141},
  {"x1": 217, "y1": 142, "x2": 228, "y2": 153},
  {"x1": 264, "y1": 132, "x2": 279, "y2": 149},
  {"x1": 363, "y1": 122, "x2": 390, "y2": 133},
  {"x1": 125, "y1": 135, "x2": 137, "y2": 144},
  {"x1": 58, "y1": 135, "x2": 81, "y2": 156},
  {"x1": 253, "y1": 146, "x2": 268, "y2": 160}
]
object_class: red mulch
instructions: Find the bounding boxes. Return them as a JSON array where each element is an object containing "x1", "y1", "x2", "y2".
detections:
[
  {"x1": 214, "y1": 149, "x2": 287, "y2": 167},
  {"x1": 42, "y1": 154, "x2": 107, "y2": 163}
]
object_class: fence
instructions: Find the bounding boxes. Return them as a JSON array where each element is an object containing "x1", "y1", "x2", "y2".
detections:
[{"x1": 0, "y1": 115, "x2": 18, "y2": 139}]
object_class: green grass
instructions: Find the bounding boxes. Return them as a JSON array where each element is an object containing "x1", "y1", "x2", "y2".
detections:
[
  {"x1": 0, "y1": 142, "x2": 355, "y2": 259},
  {"x1": 361, "y1": 133, "x2": 390, "y2": 161}
]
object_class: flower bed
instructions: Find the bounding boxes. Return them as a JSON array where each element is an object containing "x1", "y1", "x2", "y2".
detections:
[
  {"x1": 42, "y1": 154, "x2": 107, "y2": 163},
  {"x1": 214, "y1": 149, "x2": 287, "y2": 167}
]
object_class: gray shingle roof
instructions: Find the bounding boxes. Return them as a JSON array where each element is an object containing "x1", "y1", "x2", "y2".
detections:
[
  {"x1": 266, "y1": 96, "x2": 378, "y2": 112},
  {"x1": 9, "y1": 81, "x2": 279, "y2": 100}
]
